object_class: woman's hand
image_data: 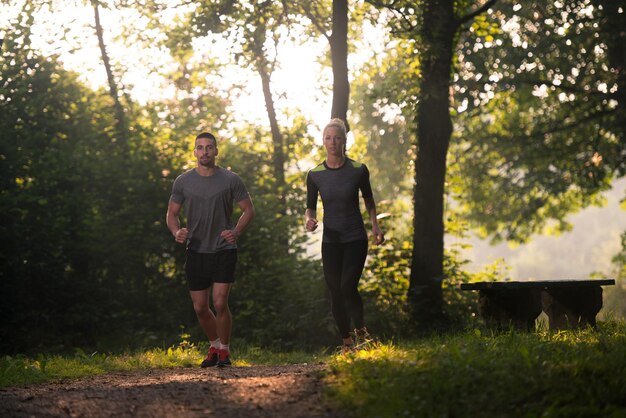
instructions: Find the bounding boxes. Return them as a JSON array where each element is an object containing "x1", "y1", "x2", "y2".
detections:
[
  {"x1": 372, "y1": 225, "x2": 385, "y2": 245},
  {"x1": 306, "y1": 217, "x2": 319, "y2": 232}
]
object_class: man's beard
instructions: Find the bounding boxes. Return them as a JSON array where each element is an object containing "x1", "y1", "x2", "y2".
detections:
[{"x1": 199, "y1": 158, "x2": 213, "y2": 167}]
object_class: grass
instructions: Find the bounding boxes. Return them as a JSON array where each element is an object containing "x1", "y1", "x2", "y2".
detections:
[
  {"x1": 0, "y1": 340, "x2": 330, "y2": 388},
  {"x1": 3, "y1": 322, "x2": 625, "y2": 418},
  {"x1": 324, "y1": 321, "x2": 626, "y2": 418},
  {"x1": 0, "y1": 346, "x2": 199, "y2": 388}
]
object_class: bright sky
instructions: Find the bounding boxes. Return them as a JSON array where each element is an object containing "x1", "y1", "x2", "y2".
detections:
[{"x1": 0, "y1": 1, "x2": 385, "y2": 139}]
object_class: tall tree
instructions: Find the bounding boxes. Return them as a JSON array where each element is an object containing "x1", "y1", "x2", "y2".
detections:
[
  {"x1": 188, "y1": 0, "x2": 288, "y2": 210},
  {"x1": 366, "y1": 0, "x2": 624, "y2": 327},
  {"x1": 365, "y1": 0, "x2": 497, "y2": 326},
  {"x1": 297, "y1": 0, "x2": 352, "y2": 128},
  {"x1": 91, "y1": 0, "x2": 128, "y2": 144},
  {"x1": 330, "y1": 0, "x2": 350, "y2": 127},
  {"x1": 408, "y1": 0, "x2": 454, "y2": 324}
]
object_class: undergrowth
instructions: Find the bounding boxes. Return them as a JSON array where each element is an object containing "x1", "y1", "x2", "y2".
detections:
[{"x1": 325, "y1": 320, "x2": 626, "y2": 418}]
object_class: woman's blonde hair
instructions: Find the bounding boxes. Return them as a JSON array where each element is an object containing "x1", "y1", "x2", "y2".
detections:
[
  {"x1": 323, "y1": 118, "x2": 347, "y2": 139},
  {"x1": 323, "y1": 118, "x2": 348, "y2": 155}
]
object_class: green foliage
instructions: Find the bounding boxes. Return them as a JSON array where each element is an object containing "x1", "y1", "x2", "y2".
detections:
[
  {"x1": 358, "y1": 201, "x2": 504, "y2": 334},
  {"x1": 452, "y1": 1, "x2": 625, "y2": 243},
  {"x1": 468, "y1": 13, "x2": 501, "y2": 42},
  {"x1": 351, "y1": 65, "x2": 414, "y2": 202},
  {"x1": 0, "y1": 7, "x2": 223, "y2": 354},
  {"x1": 1, "y1": 13, "x2": 120, "y2": 352},
  {"x1": 326, "y1": 321, "x2": 626, "y2": 417},
  {"x1": 350, "y1": 34, "x2": 420, "y2": 124},
  {"x1": 451, "y1": 90, "x2": 614, "y2": 243},
  {"x1": 186, "y1": 0, "x2": 291, "y2": 73},
  {"x1": 363, "y1": 1, "x2": 625, "y2": 246},
  {"x1": 610, "y1": 231, "x2": 626, "y2": 281},
  {"x1": 233, "y1": 345, "x2": 328, "y2": 367},
  {"x1": 360, "y1": 236, "x2": 412, "y2": 337},
  {"x1": 602, "y1": 278, "x2": 626, "y2": 321},
  {"x1": 597, "y1": 231, "x2": 626, "y2": 319}
]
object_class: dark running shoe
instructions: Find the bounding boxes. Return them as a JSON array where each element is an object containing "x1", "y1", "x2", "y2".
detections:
[
  {"x1": 217, "y1": 349, "x2": 232, "y2": 367},
  {"x1": 200, "y1": 347, "x2": 219, "y2": 368},
  {"x1": 353, "y1": 327, "x2": 373, "y2": 349},
  {"x1": 338, "y1": 343, "x2": 356, "y2": 355}
]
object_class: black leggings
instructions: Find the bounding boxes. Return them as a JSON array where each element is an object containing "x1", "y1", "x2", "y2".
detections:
[{"x1": 321, "y1": 239, "x2": 368, "y2": 339}]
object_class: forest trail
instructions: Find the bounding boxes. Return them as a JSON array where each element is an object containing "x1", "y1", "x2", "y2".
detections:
[{"x1": 0, "y1": 363, "x2": 345, "y2": 418}]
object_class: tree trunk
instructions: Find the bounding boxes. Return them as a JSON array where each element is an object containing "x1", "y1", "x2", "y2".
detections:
[
  {"x1": 593, "y1": 0, "x2": 626, "y2": 133},
  {"x1": 329, "y1": 0, "x2": 350, "y2": 130},
  {"x1": 93, "y1": 2, "x2": 127, "y2": 145},
  {"x1": 408, "y1": 0, "x2": 456, "y2": 327},
  {"x1": 258, "y1": 65, "x2": 286, "y2": 215}
]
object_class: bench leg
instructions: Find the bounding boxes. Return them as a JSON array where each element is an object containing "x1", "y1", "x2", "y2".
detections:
[
  {"x1": 478, "y1": 289, "x2": 542, "y2": 331},
  {"x1": 541, "y1": 287, "x2": 603, "y2": 330}
]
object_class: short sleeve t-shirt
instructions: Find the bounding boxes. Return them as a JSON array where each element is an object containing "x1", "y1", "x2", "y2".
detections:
[
  {"x1": 306, "y1": 158, "x2": 373, "y2": 243},
  {"x1": 170, "y1": 167, "x2": 249, "y2": 253}
]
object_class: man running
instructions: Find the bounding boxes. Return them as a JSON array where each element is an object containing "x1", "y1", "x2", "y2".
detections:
[{"x1": 167, "y1": 132, "x2": 254, "y2": 367}]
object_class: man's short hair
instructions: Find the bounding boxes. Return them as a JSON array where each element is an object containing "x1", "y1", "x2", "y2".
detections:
[{"x1": 195, "y1": 132, "x2": 217, "y2": 146}]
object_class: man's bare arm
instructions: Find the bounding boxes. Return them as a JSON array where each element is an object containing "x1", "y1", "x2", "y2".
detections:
[
  {"x1": 221, "y1": 197, "x2": 255, "y2": 244},
  {"x1": 166, "y1": 200, "x2": 188, "y2": 243}
]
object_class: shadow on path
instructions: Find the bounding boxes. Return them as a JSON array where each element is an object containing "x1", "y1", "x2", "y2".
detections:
[{"x1": 0, "y1": 364, "x2": 345, "y2": 418}]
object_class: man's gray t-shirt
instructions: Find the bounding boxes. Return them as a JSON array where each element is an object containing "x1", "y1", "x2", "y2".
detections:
[{"x1": 170, "y1": 167, "x2": 249, "y2": 253}]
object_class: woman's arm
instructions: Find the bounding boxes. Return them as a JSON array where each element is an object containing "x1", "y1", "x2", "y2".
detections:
[
  {"x1": 305, "y1": 208, "x2": 318, "y2": 232},
  {"x1": 364, "y1": 196, "x2": 384, "y2": 245}
]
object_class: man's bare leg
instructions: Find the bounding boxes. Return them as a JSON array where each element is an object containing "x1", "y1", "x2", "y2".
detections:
[
  {"x1": 212, "y1": 283, "x2": 232, "y2": 345},
  {"x1": 189, "y1": 289, "x2": 218, "y2": 341}
]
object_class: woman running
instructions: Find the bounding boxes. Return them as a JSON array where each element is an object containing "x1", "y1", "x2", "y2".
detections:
[{"x1": 305, "y1": 118, "x2": 385, "y2": 353}]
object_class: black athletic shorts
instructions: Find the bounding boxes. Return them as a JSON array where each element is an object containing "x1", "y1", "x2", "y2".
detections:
[{"x1": 184, "y1": 249, "x2": 238, "y2": 291}]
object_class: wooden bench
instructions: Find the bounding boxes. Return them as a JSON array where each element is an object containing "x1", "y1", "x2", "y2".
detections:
[{"x1": 460, "y1": 279, "x2": 616, "y2": 331}]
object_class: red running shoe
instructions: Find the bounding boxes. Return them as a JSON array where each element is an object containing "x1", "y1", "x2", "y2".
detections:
[
  {"x1": 200, "y1": 347, "x2": 219, "y2": 368},
  {"x1": 217, "y1": 349, "x2": 232, "y2": 367}
]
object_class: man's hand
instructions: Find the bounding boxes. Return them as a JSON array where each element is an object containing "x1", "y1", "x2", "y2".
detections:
[
  {"x1": 305, "y1": 218, "x2": 318, "y2": 232},
  {"x1": 221, "y1": 229, "x2": 239, "y2": 244},
  {"x1": 174, "y1": 227, "x2": 189, "y2": 244}
]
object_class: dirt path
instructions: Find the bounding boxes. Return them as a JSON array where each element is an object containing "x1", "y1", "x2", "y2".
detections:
[{"x1": 0, "y1": 363, "x2": 346, "y2": 418}]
